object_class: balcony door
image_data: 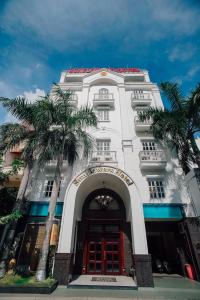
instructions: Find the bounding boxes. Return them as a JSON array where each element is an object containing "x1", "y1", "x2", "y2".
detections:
[{"x1": 96, "y1": 139, "x2": 110, "y2": 156}]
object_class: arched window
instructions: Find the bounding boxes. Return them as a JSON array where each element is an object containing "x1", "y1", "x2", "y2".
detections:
[{"x1": 99, "y1": 88, "x2": 109, "y2": 95}]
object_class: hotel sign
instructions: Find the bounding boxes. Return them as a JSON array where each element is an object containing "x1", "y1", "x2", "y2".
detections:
[{"x1": 73, "y1": 166, "x2": 133, "y2": 187}]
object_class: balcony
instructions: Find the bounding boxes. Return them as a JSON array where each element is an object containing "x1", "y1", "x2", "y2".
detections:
[
  {"x1": 2, "y1": 166, "x2": 24, "y2": 187},
  {"x1": 69, "y1": 94, "x2": 78, "y2": 107},
  {"x1": 131, "y1": 93, "x2": 151, "y2": 107},
  {"x1": 134, "y1": 116, "x2": 152, "y2": 132},
  {"x1": 93, "y1": 93, "x2": 114, "y2": 108},
  {"x1": 89, "y1": 151, "x2": 117, "y2": 166},
  {"x1": 139, "y1": 150, "x2": 167, "y2": 169}
]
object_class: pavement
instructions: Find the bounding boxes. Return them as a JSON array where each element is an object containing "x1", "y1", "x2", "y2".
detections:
[{"x1": 0, "y1": 275, "x2": 200, "y2": 300}]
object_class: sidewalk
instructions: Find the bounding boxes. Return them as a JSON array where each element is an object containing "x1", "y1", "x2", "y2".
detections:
[{"x1": 0, "y1": 276, "x2": 200, "y2": 300}]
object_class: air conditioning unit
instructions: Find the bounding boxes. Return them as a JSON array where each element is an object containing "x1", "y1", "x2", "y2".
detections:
[
  {"x1": 91, "y1": 156, "x2": 100, "y2": 162},
  {"x1": 105, "y1": 156, "x2": 112, "y2": 161}
]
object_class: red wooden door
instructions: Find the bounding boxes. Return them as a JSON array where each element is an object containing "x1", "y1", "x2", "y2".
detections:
[{"x1": 86, "y1": 223, "x2": 122, "y2": 275}]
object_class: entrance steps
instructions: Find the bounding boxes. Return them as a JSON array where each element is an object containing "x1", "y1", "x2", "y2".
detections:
[{"x1": 68, "y1": 275, "x2": 137, "y2": 290}]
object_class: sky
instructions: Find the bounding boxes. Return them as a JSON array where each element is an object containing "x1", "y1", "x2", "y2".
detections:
[{"x1": 0, "y1": 0, "x2": 200, "y2": 123}]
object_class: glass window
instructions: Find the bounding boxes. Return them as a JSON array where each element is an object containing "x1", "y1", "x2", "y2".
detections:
[
  {"x1": 97, "y1": 109, "x2": 109, "y2": 121},
  {"x1": 44, "y1": 180, "x2": 61, "y2": 198},
  {"x1": 99, "y1": 88, "x2": 108, "y2": 95},
  {"x1": 133, "y1": 90, "x2": 144, "y2": 99},
  {"x1": 96, "y1": 140, "x2": 110, "y2": 154},
  {"x1": 148, "y1": 179, "x2": 165, "y2": 199}
]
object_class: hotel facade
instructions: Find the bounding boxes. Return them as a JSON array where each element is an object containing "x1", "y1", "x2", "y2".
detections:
[{"x1": 15, "y1": 68, "x2": 200, "y2": 287}]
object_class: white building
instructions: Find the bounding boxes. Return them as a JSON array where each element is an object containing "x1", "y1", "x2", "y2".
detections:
[{"x1": 17, "y1": 68, "x2": 200, "y2": 286}]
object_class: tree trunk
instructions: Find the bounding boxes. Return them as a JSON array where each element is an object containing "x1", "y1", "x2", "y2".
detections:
[
  {"x1": 0, "y1": 164, "x2": 30, "y2": 278},
  {"x1": 35, "y1": 155, "x2": 63, "y2": 281},
  {"x1": 190, "y1": 135, "x2": 200, "y2": 169}
]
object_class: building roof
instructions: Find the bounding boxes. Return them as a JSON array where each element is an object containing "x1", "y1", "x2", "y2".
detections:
[{"x1": 66, "y1": 67, "x2": 141, "y2": 74}]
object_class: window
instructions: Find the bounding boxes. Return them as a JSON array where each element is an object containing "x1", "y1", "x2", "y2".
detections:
[
  {"x1": 148, "y1": 179, "x2": 165, "y2": 199},
  {"x1": 133, "y1": 90, "x2": 144, "y2": 99},
  {"x1": 99, "y1": 88, "x2": 109, "y2": 95},
  {"x1": 97, "y1": 109, "x2": 109, "y2": 121},
  {"x1": 44, "y1": 180, "x2": 61, "y2": 198},
  {"x1": 142, "y1": 141, "x2": 156, "y2": 151},
  {"x1": 96, "y1": 140, "x2": 110, "y2": 155},
  {"x1": 98, "y1": 88, "x2": 109, "y2": 100}
]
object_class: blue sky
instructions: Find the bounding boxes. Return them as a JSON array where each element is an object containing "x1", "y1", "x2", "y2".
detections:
[{"x1": 0, "y1": 0, "x2": 200, "y2": 123}]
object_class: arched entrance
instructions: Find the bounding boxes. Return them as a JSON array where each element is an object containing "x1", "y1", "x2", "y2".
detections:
[
  {"x1": 81, "y1": 188, "x2": 126, "y2": 275},
  {"x1": 54, "y1": 166, "x2": 154, "y2": 287}
]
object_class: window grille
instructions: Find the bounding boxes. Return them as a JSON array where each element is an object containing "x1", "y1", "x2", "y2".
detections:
[
  {"x1": 142, "y1": 141, "x2": 156, "y2": 151},
  {"x1": 44, "y1": 180, "x2": 61, "y2": 198},
  {"x1": 148, "y1": 179, "x2": 165, "y2": 199}
]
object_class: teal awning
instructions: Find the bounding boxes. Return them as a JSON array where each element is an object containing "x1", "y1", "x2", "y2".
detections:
[
  {"x1": 143, "y1": 204, "x2": 184, "y2": 220},
  {"x1": 29, "y1": 202, "x2": 184, "y2": 220},
  {"x1": 29, "y1": 201, "x2": 63, "y2": 217}
]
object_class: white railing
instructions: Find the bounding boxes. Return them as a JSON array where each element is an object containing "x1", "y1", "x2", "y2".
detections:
[
  {"x1": 132, "y1": 93, "x2": 150, "y2": 100},
  {"x1": 134, "y1": 116, "x2": 152, "y2": 125},
  {"x1": 69, "y1": 94, "x2": 78, "y2": 101},
  {"x1": 139, "y1": 150, "x2": 166, "y2": 162},
  {"x1": 94, "y1": 93, "x2": 114, "y2": 100},
  {"x1": 90, "y1": 151, "x2": 117, "y2": 163}
]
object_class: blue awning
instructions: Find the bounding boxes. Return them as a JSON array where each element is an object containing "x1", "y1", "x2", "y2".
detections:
[
  {"x1": 143, "y1": 204, "x2": 184, "y2": 219},
  {"x1": 29, "y1": 201, "x2": 184, "y2": 220},
  {"x1": 29, "y1": 201, "x2": 63, "y2": 217}
]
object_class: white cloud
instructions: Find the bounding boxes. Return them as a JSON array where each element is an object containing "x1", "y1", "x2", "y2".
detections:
[
  {"x1": 187, "y1": 66, "x2": 200, "y2": 78},
  {"x1": 168, "y1": 44, "x2": 196, "y2": 62},
  {"x1": 1, "y1": 0, "x2": 200, "y2": 52},
  {"x1": 170, "y1": 65, "x2": 200, "y2": 85},
  {"x1": 22, "y1": 88, "x2": 45, "y2": 102}
]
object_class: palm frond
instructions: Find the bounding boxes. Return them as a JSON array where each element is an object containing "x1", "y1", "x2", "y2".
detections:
[
  {"x1": 159, "y1": 82, "x2": 185, "y2": 111},
  {"x1": 0, "y1": 97, "x2": 35, "y2": 124}
]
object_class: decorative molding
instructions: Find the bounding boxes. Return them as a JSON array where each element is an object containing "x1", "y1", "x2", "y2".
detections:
[{"x1": 72, "y1": 166, "x2": 133, "y2": 187}]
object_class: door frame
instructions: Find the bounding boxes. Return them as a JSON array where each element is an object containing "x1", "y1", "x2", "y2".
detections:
[{"x1": 82, "y1": 220, "x2": 125, "y2": 275}]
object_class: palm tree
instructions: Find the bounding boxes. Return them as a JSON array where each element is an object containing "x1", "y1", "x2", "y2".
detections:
[
  {"x1": 138, "y1": 82, "x2": 200, "y2": 174},
  {"x1": 0, "y1": 120, "x2": 38, "y2": 278},
  {"x1": 35, "y1": 85, "x2": 97, "y2": 281},
  {"x1": 0, "y1": 87, "x2": 97, "y2": 281}
]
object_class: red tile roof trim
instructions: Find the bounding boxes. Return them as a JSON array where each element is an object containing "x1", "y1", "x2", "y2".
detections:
[{"x1": 67, "y1": 68, "x2": 140, "y2": 74}]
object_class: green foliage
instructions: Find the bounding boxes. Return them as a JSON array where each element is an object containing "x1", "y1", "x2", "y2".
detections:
[
  {"x1": 0, "y1": 210, "x2": 22, "y2": 225},
  {"x1": 0, "y1": 273, "x2": 56, "y2": 286},
  {"x1": 0, "y1": 84, "x2": 97, "y2": 167},
  {"x1": 139, "y1": 81, "x2": 200, "y2": 174}
]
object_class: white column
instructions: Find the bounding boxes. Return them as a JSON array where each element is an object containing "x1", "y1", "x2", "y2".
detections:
[
  {"x1": 57, "y1": 183, "x2": 77, "y2": 253},
  {"x1": 129, "y1": 185, "x2": 148, "y2": 254}
]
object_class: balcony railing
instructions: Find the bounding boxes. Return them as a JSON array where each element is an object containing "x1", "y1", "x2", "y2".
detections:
[
  {"x1": 134, "y1": 116, "x2": 152, "y2": 125},
  {"x1": 90, "y1": 151, "x2": 117, "y2": 164},
  {"x1": 93, "y1": 94, "x2": 114, "y2": 108},
  {"x1": 131, "y1": 93, "x2": 151, "y2": 107},
  {"x1": 69, "y1": 94, "x2": 78, "y2": 106},
  {"x1": 139, "y1": 150, "x2": 166, "y2": 169},
  {"x1": 134, "y1": 116, "x2": 152, "y2": 132}
]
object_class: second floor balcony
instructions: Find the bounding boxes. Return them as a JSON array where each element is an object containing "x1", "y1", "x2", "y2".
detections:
[
  {"x1": 89, "y1": 151, "x2": 117, "y2": 166},
  {"x1": 93, "y1": 93, "x2": 115, "y2": 108},
  {"x1": 69, "y1": 94, "x2": 78, "y2": 107},
  {"x1": 134, "y1": 116, "x2": 152, "y2": 131},
  {"x1": 139, "y1": 150, "x2": 167, "y2": 169},
  {"x1": 131, "y1": 92, "x2": 151, "y2": 107}
]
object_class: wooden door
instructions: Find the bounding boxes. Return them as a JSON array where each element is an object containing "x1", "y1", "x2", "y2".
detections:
[{"x1": 85, "y1": 223, "x2": 122, "y2": 275}]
